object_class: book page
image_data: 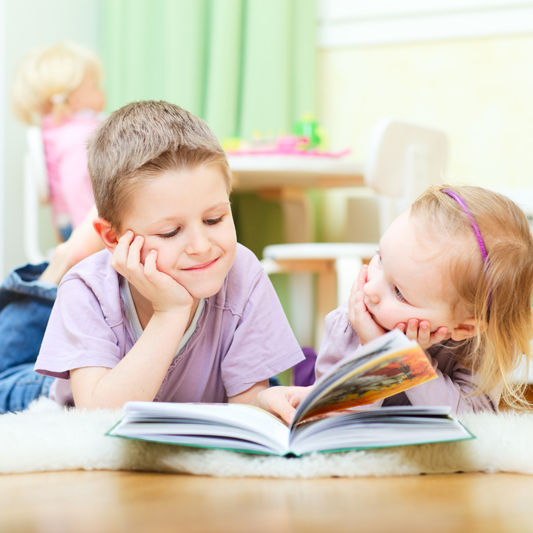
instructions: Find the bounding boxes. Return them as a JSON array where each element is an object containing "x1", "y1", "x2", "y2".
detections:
[
  {"x1": 114, "y1": 401, "x2": 291, "y2": 455},
  {"x1": 292, "y1": 330, "x2": 436, "y2": 426},
  {"x1": 289, "y1": 406, "x2": 473, "y2": 456}
]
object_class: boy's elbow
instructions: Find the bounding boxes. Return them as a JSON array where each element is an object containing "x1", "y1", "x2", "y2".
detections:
[
  {"x1": 72, "y1": 395, "x2": 121, "y2": 410},
  {"x1": 70, "y1": 367, "x2": 120, "y2": 409}
]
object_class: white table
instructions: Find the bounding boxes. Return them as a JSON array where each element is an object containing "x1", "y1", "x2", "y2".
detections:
[{"x1": 229, "y1": 155, "x2": 365, "y2": 242}]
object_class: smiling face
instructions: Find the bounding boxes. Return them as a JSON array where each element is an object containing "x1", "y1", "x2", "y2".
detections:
[
  {"x1": 118, "y1": 164, "x2": 236, "y2": 300},
  {"x1": 363, "y1": 209, "x2": 467, "y2": 333}
]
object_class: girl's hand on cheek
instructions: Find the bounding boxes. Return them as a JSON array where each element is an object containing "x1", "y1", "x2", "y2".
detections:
[
  {"x1": 396, "y1": 319, "x2": 449, "y2": 350},
  {"x1": 111, "y1": 231, "x2": 193, "y2": 314},
  {"x1": 348, "y1": 265, "x2": 387, "y2": 345}
]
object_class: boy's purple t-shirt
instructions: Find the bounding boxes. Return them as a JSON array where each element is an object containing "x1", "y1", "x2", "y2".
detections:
[{"x1": 35, "y1": 244, "x2": 304, "y2": 406}]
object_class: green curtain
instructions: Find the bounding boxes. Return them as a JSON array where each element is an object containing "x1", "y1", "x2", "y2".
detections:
[
  {"x1": 99, "y1": 0, "x2": 317, "y2": 315},
  {"x1": 100, "y1": 0, "x2": 316, "y2": 141}
]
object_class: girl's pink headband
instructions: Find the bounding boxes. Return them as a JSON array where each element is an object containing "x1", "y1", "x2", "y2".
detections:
[{"x1": 441, "y1": 188, "x2": 488, "y2": 263}]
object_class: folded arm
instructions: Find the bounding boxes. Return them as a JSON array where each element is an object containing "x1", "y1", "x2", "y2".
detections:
[{"x1": 71, "y1": 232, "x2": 194, "y2": 409}]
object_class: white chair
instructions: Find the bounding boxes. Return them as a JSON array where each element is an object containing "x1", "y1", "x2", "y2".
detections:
[
  {"x1": 364, "y1": 118, "x2": 449, "y2": 235},
  {"x1": 24, "y1": 126, "x2": 51, "y2": 263},
  {"x1": 263, "y1": 118, "x2": 449, "y2": 347}
]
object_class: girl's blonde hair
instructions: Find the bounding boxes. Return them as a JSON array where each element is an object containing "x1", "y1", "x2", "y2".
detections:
[
  {"x1": 11, "y1": 41, "x2": 103, "y2": 125},
  {"x1": 411, "y1": 185, "x2": 533, "y2": 408}
]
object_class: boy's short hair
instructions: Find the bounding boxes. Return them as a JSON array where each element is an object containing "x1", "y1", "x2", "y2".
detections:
[{"x1": 88, "y1": 100, "x2": 231, "y2": 229}]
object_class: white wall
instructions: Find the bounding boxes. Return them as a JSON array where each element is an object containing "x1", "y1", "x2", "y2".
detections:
[
  {"x1": 316, "y1": 0, "x2": 533, "y2": 241},
  {"x1": 318, "y1": 0, "x2": 533, "y2": 48},
  {"x1": 1, "y1": 0, "x2": 100, "y2": 276},
  {"x1": 0, "y1": 0, "x2": 6, "y2": 275}
]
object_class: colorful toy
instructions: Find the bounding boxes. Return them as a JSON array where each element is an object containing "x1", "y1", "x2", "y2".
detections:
[{"x1": 223, "y1": 115, "x2": 350, "y2": 159}]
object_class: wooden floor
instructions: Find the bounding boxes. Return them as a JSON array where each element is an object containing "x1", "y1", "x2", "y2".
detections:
[{"x1": 2, "y1": 470, "x2": 533, "y2": 533}]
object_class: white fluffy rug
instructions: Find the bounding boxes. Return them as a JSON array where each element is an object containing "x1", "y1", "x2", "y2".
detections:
[{"x1": 1, "y1": 397, "x2": 533, "y2": 478}]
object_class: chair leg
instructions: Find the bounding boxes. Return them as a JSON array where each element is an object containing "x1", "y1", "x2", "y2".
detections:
[{"x1": 288, "y1": 273, "x2": 315, "y2": 346}]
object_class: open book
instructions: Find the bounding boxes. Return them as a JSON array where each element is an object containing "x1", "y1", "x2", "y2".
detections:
[{"x1": 107, "y1": 330, "x2": 474, "y2": 456}]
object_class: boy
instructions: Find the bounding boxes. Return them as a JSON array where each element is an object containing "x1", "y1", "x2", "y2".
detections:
[{"x1": 35, "y1": 101, "x2": 304, "y2": 415}]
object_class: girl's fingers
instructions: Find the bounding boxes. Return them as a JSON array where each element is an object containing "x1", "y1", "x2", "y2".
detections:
[
  {"x1": 430, "y1": 326, "x2": 449, "y2": 344},
  {"x1": 418, "y1": 320, "x2": 431, "y2": 346},
  {"x1": 395, "y1": 322, "x2": 406, "y2": 333},
  {"x1": 410, "y1": 321, "x2": 449, "y2": 349},
  {"x1": 357, "y1": 264, "x2": 368, "y2": 290},
  {"x1": 399, "y1": 318, "x2": 449, "y2": 349},
  {"x1": 404, "y1": 318, "x2": 419, "y2": 340},
  {"x1": 348, "y1": 264, "x2": 387, "y2": 344},
  {"x1": 349, "y1": 266, "x2": 367, "y2": 308},
  {"x1": 349, "y1": 265, "x2": 366, "y2": 299}
]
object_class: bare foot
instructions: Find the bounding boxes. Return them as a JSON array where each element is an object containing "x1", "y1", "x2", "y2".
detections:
[
  {"x1": 39, "y1": 206, "x2": 103, "y2": 285},
  {"x1": 38, "y1": 242, "x2": 71, "y2": 285}
]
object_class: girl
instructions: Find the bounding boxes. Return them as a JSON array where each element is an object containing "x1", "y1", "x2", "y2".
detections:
[
  {"x1": 264, "y1": 185, "x2": 533, "y2": 423},
  {"x1": 12, "y1": 41, "x2": 105, "y2": 241}
]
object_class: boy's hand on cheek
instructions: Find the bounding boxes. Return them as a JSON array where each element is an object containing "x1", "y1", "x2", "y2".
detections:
[
  {"x1": 111, "y1": 231, "x2": 193, "y2": 314},
  {"x1": 395, "y1": 319, "x2": 449, "y2": 350},
  {"x1": 348, "y1": 265, "x2": 387, "y2": 345}
]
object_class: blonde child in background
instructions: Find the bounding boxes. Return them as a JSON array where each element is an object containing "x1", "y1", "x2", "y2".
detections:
[
  {"x1": 263, "y1": 185, "x2": 533, "y2": 423},
  {"x1": 12, "y1": 41, "x2": 105, "y2": 241},
  {"x1": 32, "y1": 101, "x2": 304, "y2": 415}
]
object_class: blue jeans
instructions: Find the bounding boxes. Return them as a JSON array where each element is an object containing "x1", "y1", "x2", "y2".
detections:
[{"x1": 0, "y1": 262, "x2": 56, "y2": 413}]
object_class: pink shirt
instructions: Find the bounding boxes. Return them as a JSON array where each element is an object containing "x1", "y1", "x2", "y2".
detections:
[
  {"x1": 41, "y1": 111, "x2": 101, "y2": 229},
  {"x1": 315, "y1": 305, "x2": 500, "y2": 414},
  {"x1": 35, "y1": 244, "x2": 304, "y2": 406}
]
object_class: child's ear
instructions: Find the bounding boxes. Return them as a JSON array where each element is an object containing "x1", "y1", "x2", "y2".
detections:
[
  {"x1": 93, "y1": 217, "x2": 119, "y2": 251},
  {"x1": 450, "y1": 317, "x2": 485, "y2": 341}
]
